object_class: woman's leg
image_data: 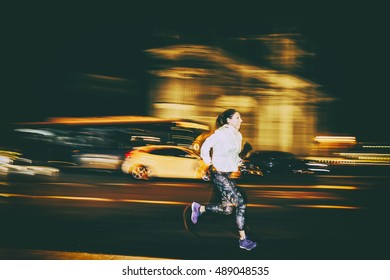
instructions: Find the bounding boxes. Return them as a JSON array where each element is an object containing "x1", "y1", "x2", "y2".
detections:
[
  {"x1": 192, "y1": 171, "x2": 257, "y2": 250},
  {"x1": 205, "y1": 172, "x2": 246, "y2": 231}
]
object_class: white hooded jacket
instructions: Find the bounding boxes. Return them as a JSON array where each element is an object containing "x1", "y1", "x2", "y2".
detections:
[{"x1": 200, "y1": 124, "x2": 242, "y2": 172}]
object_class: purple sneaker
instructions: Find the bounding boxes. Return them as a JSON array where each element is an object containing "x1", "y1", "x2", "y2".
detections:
[
  {"x1": 239, "y1": 237, "x2": 257, "y2": 251},
  {"x1": 191, "y1": 202, "x2": 201, "y2": 224}
]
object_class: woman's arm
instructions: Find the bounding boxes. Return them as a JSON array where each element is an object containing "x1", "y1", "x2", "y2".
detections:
[{"x1": 200, "y1": 132, "x2": 218, "y2": 165}]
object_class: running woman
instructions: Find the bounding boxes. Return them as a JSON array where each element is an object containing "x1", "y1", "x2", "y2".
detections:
[{"x1": 191, "y1": 108, "x2": 257, "y2": 251}]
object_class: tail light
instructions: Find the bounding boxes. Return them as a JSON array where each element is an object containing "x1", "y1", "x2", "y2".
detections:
[{"x1": 124, "y1": 151, "x2": 133, "y2": 158}]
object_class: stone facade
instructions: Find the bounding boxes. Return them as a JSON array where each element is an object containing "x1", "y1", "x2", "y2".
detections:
[{"x1": 145, "y1": 44, "x2": 332, "y2": 155}]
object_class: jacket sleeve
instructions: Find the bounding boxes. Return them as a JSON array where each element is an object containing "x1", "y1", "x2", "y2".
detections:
[{"x1": 200, "y1": 132, "x2": 218, "y2": 165}]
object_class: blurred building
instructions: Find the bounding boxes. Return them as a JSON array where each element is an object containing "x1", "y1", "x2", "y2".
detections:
[{"x1": 145, "y1": 35, "x2": 333, "y2": 155}]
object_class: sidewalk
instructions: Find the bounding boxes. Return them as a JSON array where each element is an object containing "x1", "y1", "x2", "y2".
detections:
[{"x1": 0, "y1": 248, "x2": 172, "y2": 260}]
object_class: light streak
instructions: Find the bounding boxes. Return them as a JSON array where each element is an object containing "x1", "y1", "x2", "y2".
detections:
[
  {"x1": 0, "y1": 192, "x2": 280, "y2": 208},
  {"x1": 292, "y1": 204, "x2": 360, "y2": 210},
  {"x1": 240, "y1": 184, "x2": 358, "y2": 190}
]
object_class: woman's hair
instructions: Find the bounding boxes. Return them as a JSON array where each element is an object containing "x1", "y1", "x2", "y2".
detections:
[{"x1": 215, "y1": 108, "x2": 237, "y2": 128}]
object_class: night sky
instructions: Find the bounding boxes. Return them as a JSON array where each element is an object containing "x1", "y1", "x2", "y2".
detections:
[{"x1": 2, "y1": 2, "x2": 390, "y2": 142}]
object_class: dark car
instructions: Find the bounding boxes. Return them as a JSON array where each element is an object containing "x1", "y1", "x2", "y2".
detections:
[{"x1": 245, "y1": 150, "x2": 330, "y2": 175}]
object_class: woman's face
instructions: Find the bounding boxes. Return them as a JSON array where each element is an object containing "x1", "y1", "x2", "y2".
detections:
[{"x1": 227, "y1": 112, "x2": 243, "y2": 130}]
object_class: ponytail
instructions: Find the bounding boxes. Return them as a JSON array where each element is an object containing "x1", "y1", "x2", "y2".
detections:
[
  {"x1": 215, "y1": 108, "x2": 237, "y2": 128},
  {"x1": 215, "y1": 113, "x2": 225, "y2": 128}
]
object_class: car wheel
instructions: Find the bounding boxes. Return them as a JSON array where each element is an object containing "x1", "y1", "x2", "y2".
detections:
[{"x1": 131, "y1": 165, "x2": 150, "y2": 180}]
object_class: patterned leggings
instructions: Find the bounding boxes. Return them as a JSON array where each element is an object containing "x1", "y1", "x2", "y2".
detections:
[{"x1": 205, "y1": 171, "x2": 246, "y2": 231}]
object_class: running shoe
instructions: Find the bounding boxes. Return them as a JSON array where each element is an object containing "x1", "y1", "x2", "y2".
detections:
[
  {"x1": 239, "y1": 237, "x2": 257, "y2": 251},
  {"x1": 191, "y1": 202, "x2": 201, "y2": 224}
]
